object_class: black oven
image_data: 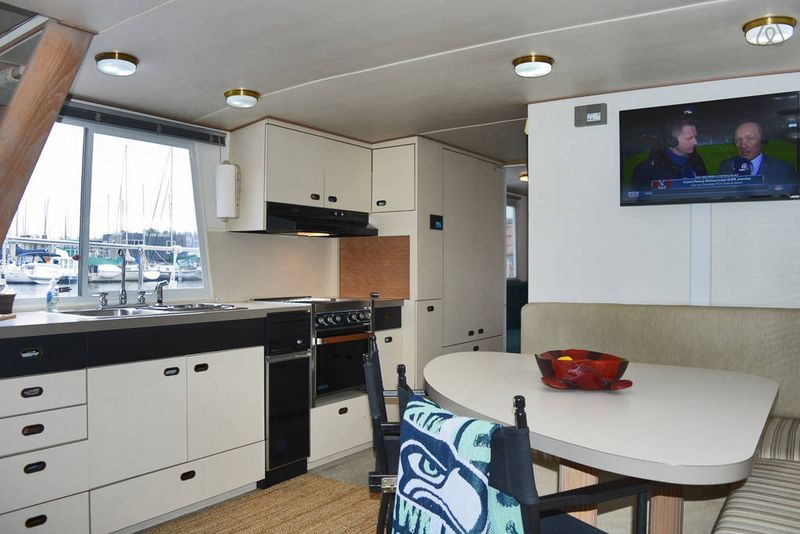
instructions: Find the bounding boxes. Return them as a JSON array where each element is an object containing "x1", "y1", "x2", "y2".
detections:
[{"x1": 315, "y1": 330, "x2": 369, "y2": 398}]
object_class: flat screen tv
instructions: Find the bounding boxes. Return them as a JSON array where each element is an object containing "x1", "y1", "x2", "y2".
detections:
[{"x1": 620, "y1": 91, "x2": 800, "y2": 206}]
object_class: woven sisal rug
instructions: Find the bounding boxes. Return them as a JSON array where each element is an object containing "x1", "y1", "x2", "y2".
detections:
[{"x1": 142, "y1": 474, "x2": 381, "y2": 534}]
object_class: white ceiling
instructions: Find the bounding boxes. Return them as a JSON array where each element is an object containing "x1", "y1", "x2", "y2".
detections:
[{"x1": 6, "y1": 0, "x2": 800, "y2": 175}]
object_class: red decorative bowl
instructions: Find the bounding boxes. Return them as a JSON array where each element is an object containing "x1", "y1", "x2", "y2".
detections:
[{"x1": 535, "y1": 349, "x2": 632, "y2": 390}]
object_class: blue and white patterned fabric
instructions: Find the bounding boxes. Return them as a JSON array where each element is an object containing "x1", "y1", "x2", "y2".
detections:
[{"x1": 391, "y1": 394, "x2": 524, "y2": 534}]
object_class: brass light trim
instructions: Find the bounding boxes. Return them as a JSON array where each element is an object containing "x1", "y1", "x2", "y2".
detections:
[
  {"x1": 512, "y1": 55, "x2": 555, "y2": 78},
  {"x1": 742, "y1": 16, "x2": 796, "y2": 45},
  {"x1": 519, "y1": 171, "x2": 529, "y2": 182},
  {"x1": 95, "y1": 51, "x2": 139, "y2": 76},
  {"x1": 224, "y1": 88, "x2": 261, "y2": 108}
]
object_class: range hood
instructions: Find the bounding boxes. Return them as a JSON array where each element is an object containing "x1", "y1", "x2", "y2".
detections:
[{"x1": 264, "y1": 201, "x2": 377, "y2": 237}]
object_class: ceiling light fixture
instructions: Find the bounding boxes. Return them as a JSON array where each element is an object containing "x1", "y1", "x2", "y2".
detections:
[
  {"x1": 743, "y1": 16, "x2": 796, "y2": 45},
  {"x1": 95, "y1": 51, "x2": 139, "y2": 77},
  {"x1": 519, "y1": 171, "x2": 529, "y2": 182},
  {"x1": 512, "y1": 55, "x2": 554, "y2": 78},
  {"x1": 225, "y1": 88, "x2": 260, "y2": 109}
]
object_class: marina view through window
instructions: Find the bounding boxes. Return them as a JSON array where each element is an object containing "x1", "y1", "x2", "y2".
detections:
[{"x1": 2, "y1": 121, "x2": 207, "y2": 301}]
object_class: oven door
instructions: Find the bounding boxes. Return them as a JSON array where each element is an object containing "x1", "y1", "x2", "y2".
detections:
[
  {"x1": 266, "y1": 351, "x2": 311, "y2": 470},
  {"x1": 314, "y1": 331, "x2": 369, "y2": 399}
]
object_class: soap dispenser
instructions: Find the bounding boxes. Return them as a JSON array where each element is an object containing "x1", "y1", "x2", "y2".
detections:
[{"x1": 46, "y1": 279, "x2": 59, "y2": 312}]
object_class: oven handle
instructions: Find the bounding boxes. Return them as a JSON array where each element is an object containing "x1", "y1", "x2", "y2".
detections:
[{"x1": 315, "y1": 332, "x2": 371, "y2": 345}]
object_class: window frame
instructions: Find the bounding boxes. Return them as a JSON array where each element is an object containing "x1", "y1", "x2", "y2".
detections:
[
  {"x1": 12, "y1": 117, "x2": 213, "y2": 309},
  {"x1": 505, "y1": 198, "x2": 518, "y2": 280}
]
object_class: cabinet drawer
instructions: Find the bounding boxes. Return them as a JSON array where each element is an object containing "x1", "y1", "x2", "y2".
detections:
[
  {"x1": 91, "y1": 441, "x2": 265, "y2": 534},
  {"x1": 0, "y1": 333, "x2": 86, "y2": 380},
  {"x1": 442, "y1": 335, "x2": 504, "y2": 355},
  {"x1": 0, "y1": 405, "x2": 86, "y2": 458},
  {"x1": 310, "y1": 394, "x2": 371, "y2": 462},
  {"x1": 0, "y1": 440, "x2": 89, "y2": 515},
  {"x1": 0, "y1": 492, "x2": 88, "y2": 534},
  {"x1": 0, "y1": 370, "x2": 86, "y2": 419}
]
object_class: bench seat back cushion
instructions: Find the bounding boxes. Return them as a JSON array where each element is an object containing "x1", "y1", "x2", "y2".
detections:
[
  {"x1": 759, "y1": 417, "x2": 800, "y2": 462},
  {"x1": 521, "y1": 303, "x2": 799, "y2": 418}
]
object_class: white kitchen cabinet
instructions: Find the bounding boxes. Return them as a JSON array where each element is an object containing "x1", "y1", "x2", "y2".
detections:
[
  {"x1": 310, "y1": 394, "x2": 371, "y2": 463},
  {"x1": 266, "y1": 124, "x2": 326, "y2": 207},
  {"x1": 442, "y1": 335, "x2": 504, "y2": 355},
  {"x1": 0, "y1": 492, "x2": 88, "y2": 534},
  {"x1": 90, "y1": 441, "x2": 264, "y2": 534},
  {"x1": 88, "y1": 356, "x2": 187, "y2": 488},
  {"x1": 372, "y1": 144, "x2": 415, "y2": 212},
  {"x1": 376, "y1": 327, "x2": 403, "y2": 386},
  {"x1": 442, "y1": 149, "x2": 505, "y2": 346},
  {"x1": 325, "y1": 138, "x2": 371, "y2": 212},
  {"x1": 0, "y1": 405, "x2": 86, "y2": 458},
  {"x1": 0, "y1": 370, "x2": 85, "y2": 419},
  {"x1": 415, "y1": 300, "x2": 443, "y2": 389},
  {"x1": 187, "y1": 347, "x2": 264, "y2": 460}
]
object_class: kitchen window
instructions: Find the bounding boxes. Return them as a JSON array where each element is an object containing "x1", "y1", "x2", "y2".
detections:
[{"x1": 2, "y1": 119, "x2": 211, "y2": 304}]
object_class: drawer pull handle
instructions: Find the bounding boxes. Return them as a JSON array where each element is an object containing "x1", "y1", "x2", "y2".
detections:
[
  {"x1": 164, "y1": 367, "x2": 180, "y2": 376},
  {"x1": 338, "y1": 407, "x2": 349, "y2": 415},
  {"x1": 328, "y1": 195, "x2": 338, "y2": 203},
  {"x1": 21, "y1": 387, "x2": 43, "y2": 398},
  {"x1": 22, "y1": 424, "x2": 45, "y2": 436},
  {"x1": 426, "y1": 305, "x2": 434, "y2": 312},
  {"x1": 180, "y1": 470, "x2": 196, "y2": 481},
  {"x1": 25, "y1": 515, "x2": 48, "y2": 528},
  {"x1": 310, "y1": 193, "x2": 320, "y2": 200},
  {"x1": 473, "y1": 346, "x2": 479, "y2": 351},
  {"x1": 468, "y1": 330, "x2": 475, "y2": 336},
  {"x1": 194, "y1": 363, "x2": 209, "y2": 372},
  {"x1": 376, "y1": 200, "x2": 387, "y2": 207},
  {"x1": 478, "y1": 328, "x2": 484, "y2": 334},
  {"x1": 23, "y1": 461, "x2": 46, "y2": 474},
  {"x1": 20, "y1": 348, "x2": 43, "y2": 359},
  {"x1": 384, "y1": 336, "x2": 392, "y2": 343}
]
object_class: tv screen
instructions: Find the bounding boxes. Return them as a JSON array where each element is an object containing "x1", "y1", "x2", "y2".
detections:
[{"x1": 620, "y1": 92, "x2": 800, "y2": 206}]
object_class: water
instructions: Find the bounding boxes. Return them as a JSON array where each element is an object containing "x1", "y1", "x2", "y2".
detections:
[{"x1": 6, "y1": 279, "x2": 204, "y2": 299}]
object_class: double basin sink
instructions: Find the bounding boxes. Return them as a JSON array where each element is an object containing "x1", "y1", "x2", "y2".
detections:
[{"x1": 61, "y1": 303, "x2": 242, "y2": 318}]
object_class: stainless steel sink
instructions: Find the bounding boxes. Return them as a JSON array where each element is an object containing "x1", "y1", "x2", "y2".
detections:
[
  {"x1": 61, "y1": 307, "x2": 168, "y2": 318},
  {"x1": 143, "y1": 303, "x2": 242, "y2": 312}
]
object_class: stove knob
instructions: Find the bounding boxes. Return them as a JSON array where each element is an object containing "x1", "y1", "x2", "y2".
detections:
[
  {"x1": 325, "y1": 315, "x2": 336, "y2": 325},
  {"x1": 357, "y1": 311, "x2": 366, "y2": 321},
  {"x1": 334, "y1": 314, "x2": 343, "y2": 323},
  {"x1": 348, "y1": 313, "x2": 358, "y2": 322},
  {"x1": 315, "y1": 316, "x2": 325, "y2": 327}
]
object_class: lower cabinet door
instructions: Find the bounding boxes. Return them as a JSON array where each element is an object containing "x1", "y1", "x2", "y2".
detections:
[
  {"x1": 90, "y1": 441, "x2": 265, "y2": 534},
  {"x1": 441, "y1": 335, "x2": 504, "y2": 355},
  {"x1": 0, "y1": 440, "x2": 89, "y2": 515},
  {"x1": 0, "y1": 492, "x2": 88, "y2": 534},
  {"x1": 376, "y1": 328, "x2": 403, "y2": 386},
  {"x1": 309, "y1": 394, "x2": 371, "y2": 463}
]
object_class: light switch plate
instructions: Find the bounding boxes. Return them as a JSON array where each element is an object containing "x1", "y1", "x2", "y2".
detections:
[{"x1": 574, "y1": 103, "x2": 607, "y2": 127}]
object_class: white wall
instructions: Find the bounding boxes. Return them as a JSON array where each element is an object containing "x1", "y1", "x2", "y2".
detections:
[
  {"x1": 196, "y1": 142, "x2": 338, "y2": 301},
  {"x1": 528, "y1": 72, "x2": 800, "y2": 308}
]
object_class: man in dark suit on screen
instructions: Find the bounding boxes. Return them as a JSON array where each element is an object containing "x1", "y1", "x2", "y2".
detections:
[{"x1": 718, "y1": 121, "x2": 796, "y2": 188}]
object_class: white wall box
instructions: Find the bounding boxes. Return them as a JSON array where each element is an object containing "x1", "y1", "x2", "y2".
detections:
[
  {"x1": 309, "y1": 393, "x2": 371, "y2": 463},
  {"x1": 0, "y1": 370, "x2": 85, "y2": 419},
  {"x1": 372, "y1": 144, "x2": 416, "y2": 212},
  {"x1": 0, "y1": 492, "x2": 89, "y2": 534},
  {"x1": 0, "y1": 440, "x2": 89, "y2": 515},
  {"x1": 90, "y1": 441, "x2": 264, "y2": 534}
]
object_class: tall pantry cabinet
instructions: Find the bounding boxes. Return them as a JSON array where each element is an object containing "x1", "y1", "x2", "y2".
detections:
[{"x1": 370, "y1": 138, "x2": 505, "y2": 388}]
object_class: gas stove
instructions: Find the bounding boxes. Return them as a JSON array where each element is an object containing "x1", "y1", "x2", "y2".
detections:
[{"x1": 253, "y1": 296, "x2": 372, "y2": 332}]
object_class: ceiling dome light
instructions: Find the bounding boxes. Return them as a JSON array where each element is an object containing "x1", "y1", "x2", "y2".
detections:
[
  {"x1": 512, "y1": 55, "x2": 554, "y2": 78},
  {"x1": 743, "y1": 16, "x2": 796, "y2": 45},
  {"x1": 95, "y1": 52, "x2": 138, "y2": 77},
  {"x1": 225, "y1": 88, "x2": 260, "y2": 108},
  {"x1": 519, "y1": 171, "x2": 529, "y2": 182}
]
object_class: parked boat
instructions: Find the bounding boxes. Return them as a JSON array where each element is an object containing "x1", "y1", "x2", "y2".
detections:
[{"x1": 3, "y1": 250, "x2": 77, "y2": 285}]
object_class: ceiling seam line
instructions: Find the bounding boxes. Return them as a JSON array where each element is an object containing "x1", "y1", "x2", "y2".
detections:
[
  {"x1": 95, "y1": 0, "x2": 177, "y2": 34},
  {"x1": 421, "y1": 117, "x2": 526, "y2": 135}
]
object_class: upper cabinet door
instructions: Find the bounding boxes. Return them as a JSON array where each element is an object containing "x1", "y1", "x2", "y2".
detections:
[
  {"x1": 372, "y1": 145, "x2": 415, "y2": 212},
  {"x1": 266, "y1": 125, "x2": 325, "y2": 207},
  {"x1": 324, "y1": 139, "x2": 371, "y2": 212}
]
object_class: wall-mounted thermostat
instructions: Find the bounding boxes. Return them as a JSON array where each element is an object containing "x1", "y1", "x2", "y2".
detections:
[{"x1": 574, "y1": 103, "x2": 607, "y2": 127}]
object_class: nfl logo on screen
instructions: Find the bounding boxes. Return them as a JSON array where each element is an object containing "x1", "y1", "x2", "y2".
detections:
[{"x1": 651, "y1": 180, "x2": 672, "y2": 190}]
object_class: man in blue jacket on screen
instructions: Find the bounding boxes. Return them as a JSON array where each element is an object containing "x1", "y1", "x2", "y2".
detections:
[
  {"x1": 718, "y1": 121, "x2": 796, "y2": 189},
  {"x1": 632, "y1": 118, "x2": 708, "y2": 190}
]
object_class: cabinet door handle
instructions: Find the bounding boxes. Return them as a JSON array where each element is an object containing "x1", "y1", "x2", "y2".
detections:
[
  {"x1": 194, "y1": 363, "x2": 209, "y2": 373},
  {"x1": 478, "y1": 328, "x2": 484, "y2": 335},
  {"x1": 25, "y1": 515, "x2": 48, "y2": 528},
  {"x1": 23, "y1": 461, "x2": 46, "y2": 474},
  {"x1": 22, "y1": 424, "x2": 45, "y2": 436},
  {"x1": 180, "y1": 470, "x2": 196, "y2": 481},
  {"x1": 163, "y1": 367, "x2": 180, "y2": 376},
  {"x1": 328, "y1": 195, "x2": 338, "y2": 203},
  {"x1": 426, "y1": 305, "x2": 434, "y2": 312},
  {"x1": 20, "y1": 348, "x2": 43, "y2": 359},
  {"x1": 468, "y1": 330, "x2": 475, "y2": 336},
  {"x1": 384, "y1": 336, "x2": 392, "y2": 343},
  {"x1": 376, "y1": 200, "x2": 387, "y2": 207},
  {"x1": 21, "y1": 386, "x2": 43, "y2": 398},
  {"x1": 473, "y1": 346, "x2": 480, "y2": 351},
  {"x1": 310, "y1": 193, "x2": 320, "y2": 201},
  {"x1": 338, "y1": 407, "x2": 349, "y2": 415}
]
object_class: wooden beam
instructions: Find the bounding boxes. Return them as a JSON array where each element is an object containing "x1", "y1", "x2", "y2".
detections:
[
  {"x1": 0, "y1": 20, "x2": 92, "y2": 243},
  {"x1": 557, "y1": 461, "x2": 599, "y2": 525}
]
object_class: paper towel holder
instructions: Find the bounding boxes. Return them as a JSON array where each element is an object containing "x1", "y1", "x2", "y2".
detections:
[{"x1": 215, "y1": 161, "x2": 239, "y2": 221}]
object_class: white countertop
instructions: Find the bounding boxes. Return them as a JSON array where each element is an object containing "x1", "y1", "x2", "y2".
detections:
[{"x1": 424, "y1": 351, "x2": 778, "y2": 485}]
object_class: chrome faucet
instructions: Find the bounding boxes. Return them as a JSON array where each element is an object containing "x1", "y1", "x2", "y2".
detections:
[
  {"x1": 118, "y1": 249, "x2": 127, "y2": 305},
  {"x1": 155, "y1": 280, "x2": 169, "y2": 305}
]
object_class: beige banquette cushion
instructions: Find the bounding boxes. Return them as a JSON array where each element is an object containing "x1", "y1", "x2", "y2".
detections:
[{"x1": 520, "y1": 302, "x2": 800, "y2": 418}]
